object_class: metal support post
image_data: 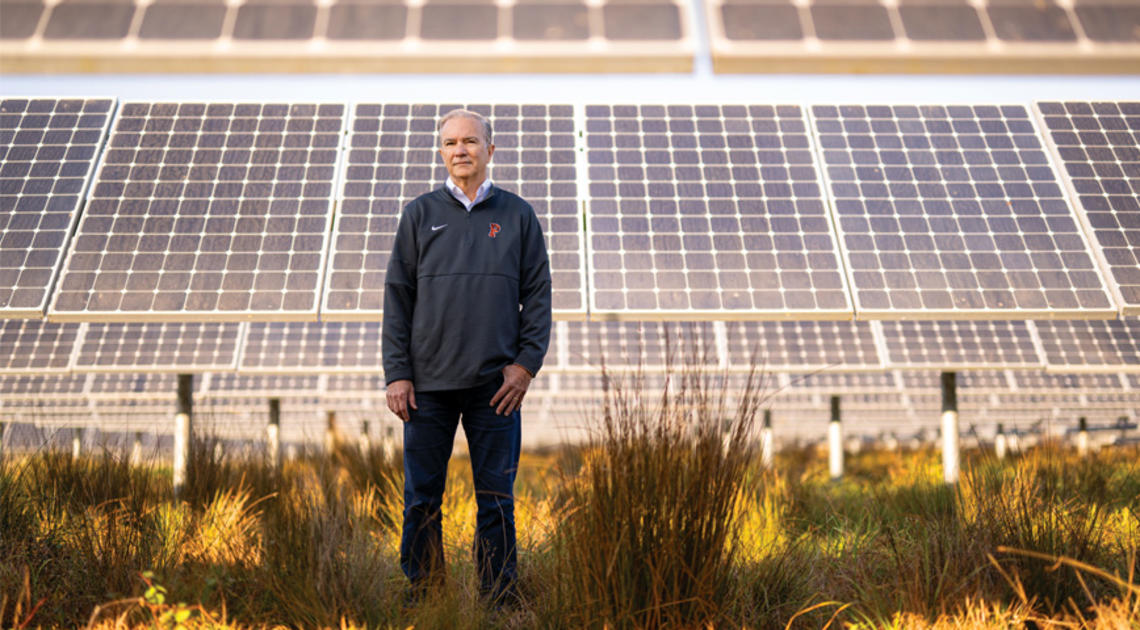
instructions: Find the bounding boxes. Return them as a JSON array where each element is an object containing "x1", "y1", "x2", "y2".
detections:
[
  {"x1": 941, "y1": 371, "x2": 960, "y2": 484},
  {"x1": 1077, "y1": 416, "x2": 1089, "y2": 456},
  {"x1": 995, "y1": 423, "x2": 1007, "y2": 460},
  {"x1": 71, "y1": 427, "x2": 82, "y2": 460},
  {"x1": 760, "y1": 409, "x2": 774, "y2": 470},
  {"x1": 828, "y1": 395, "x2": 843, "y2": 481},
  {"x1": 359, "y1": 420, "x2": 371, "y2": 455},
  {"x1": 173, "y1": 373, "x2": 193, "y2": 497},
  {"x1": 131, "y1": 431, "x2": 143, "y2": 466},
  {"x1": 325, "y1": 410, "x2": 337, "y2": 454},
  {"x1": 267, "y1": 398, "x2": 281, "y2": 472}
]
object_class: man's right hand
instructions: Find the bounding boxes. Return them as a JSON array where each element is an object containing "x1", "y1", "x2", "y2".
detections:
[{"x1": 386, "y1": 379, "x2": 417, "y2": 422}]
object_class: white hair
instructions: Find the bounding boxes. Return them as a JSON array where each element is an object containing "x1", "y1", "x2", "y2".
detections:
[{"x1": 437, "y1": 108, "x2": 493, "y2": 145}]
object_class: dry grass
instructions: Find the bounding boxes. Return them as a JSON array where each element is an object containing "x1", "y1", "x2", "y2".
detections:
[{"x1": 1, "y1": 382, "x2": 1138, "y2": 629}]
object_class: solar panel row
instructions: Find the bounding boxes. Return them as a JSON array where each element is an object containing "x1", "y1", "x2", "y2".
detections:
[
  {"x1": 3, "y1": 317, "x2": 1140, "y2": 375},
  {"x1": 4, "y1": 0, "x2": 1136, "y2": 73}
]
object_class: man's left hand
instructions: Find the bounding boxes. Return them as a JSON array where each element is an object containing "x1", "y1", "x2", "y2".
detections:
[{"x1": 491, "y1": 364, "x2": 533, "y2": 416}]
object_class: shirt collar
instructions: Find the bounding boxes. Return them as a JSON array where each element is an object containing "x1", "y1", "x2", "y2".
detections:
[{"x1": 446, "y1": 177, "x2": 493, "y2": 211}]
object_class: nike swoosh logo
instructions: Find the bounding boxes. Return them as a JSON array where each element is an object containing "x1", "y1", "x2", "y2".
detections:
[{"x1": 432, "y1": 224, "x2": 447, "y2": 231}]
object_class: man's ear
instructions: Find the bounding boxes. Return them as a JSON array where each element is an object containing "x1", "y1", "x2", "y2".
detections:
[{"x1": 487, "y1": 143, "x2": 495, "y2": 160}]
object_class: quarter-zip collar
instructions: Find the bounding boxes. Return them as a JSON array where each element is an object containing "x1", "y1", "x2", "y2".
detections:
[{"x1": 446, "y1": 176, "x2": 494, "y2": 212}]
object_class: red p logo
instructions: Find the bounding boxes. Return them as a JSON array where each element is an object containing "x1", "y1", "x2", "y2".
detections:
[{"x1": 488, "y1": 223, "x2": 501, "y2": 238}]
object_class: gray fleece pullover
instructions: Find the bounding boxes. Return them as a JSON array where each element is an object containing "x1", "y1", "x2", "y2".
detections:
[{"x1": 382, "y1": 185, "x2": 552, "y2": 392}]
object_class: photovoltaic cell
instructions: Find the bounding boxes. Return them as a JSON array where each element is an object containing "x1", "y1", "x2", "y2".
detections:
[
  {"x1": 785, "y1": 371, "x2": 898, "y2": 392},
  {"x1": 1, "y1": 98, "x2": 114, "y2": 316},
  {"x1": 86, "y1": 372, "x2": 181, "y2": 397},
  {"x1": 49, "y1": 101, "x2": 345, "y2": 321},
  {"x1": 1037, "y1": 102, "x2": 1140, "y2": 314},
  {"x1": 813, "y1": 104, "x2": 1116, "y2": 318},
  {"x1": 876, "y1": 320, "x2": 1043, "y2": 369},
  {"x1": 724, "y1": 321, "x2": 881, "y2": 371},
  {"x1": 324, "y1": 103, "x2": 585, "y2": 319},
  {"x1": 897, "y1": 369, "x2": 1009, "y2": 391},
  {"x1": 240, "y1": 322, "x2": 382, "y2": 373},
  {"x1": 1033, "y1": 318, "x2": 1140, "y2": 373},
  {"x1": 0, "y1": 318, "x2": 81, "y2": 373},
  {"x1": 72, "y1": 322, "x2": 242, "y2": 372}
]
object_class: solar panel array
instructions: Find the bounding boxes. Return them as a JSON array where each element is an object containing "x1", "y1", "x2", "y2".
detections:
[
  {"x1": 49, "y1": 102, "x2": 346, "y2": 321},
  {"x1": 3, "y1": 97, "x2": 1140, "y2": 444},
  {"x1": 1, "y1": 98, "x2": 115, "y2": 316},
  {"x1": 813, "y1": 104, "x2": 1115, "y2": 319},
  {"x1": 0, "y1": 0, "x2": 693, "y2": 73},
  {"x1": 706, "y1": 0, "x2": 1140, "y2": 73}
]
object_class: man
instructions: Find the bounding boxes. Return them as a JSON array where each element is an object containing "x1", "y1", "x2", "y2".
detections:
[{"x1": 382, "y1": 108, "x2": 552, "y2": 605}]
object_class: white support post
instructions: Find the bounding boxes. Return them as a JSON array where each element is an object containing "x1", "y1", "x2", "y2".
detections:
[
  {"x1": 995, "y1": 423, "x2": 1007, "y2": 460},
  {"x1": 828, "y1": 396, "x2": 843, "y2": 481},
  {"x1": 130, "y1": 431, "x2": 143, "y2": 467},
  {"x1": 172, "y1": 374, "x2": 193, "y2": 497},
  {"x1": 267, "y1": 398, "x2": 281, "y2": 472},
  {"x1": 1076, "y1": 417, "x2": 1089, "y2": 456},
  {"x1": 325, "y1": 410, "x2": 337, "y2": 454},
  {"x1": 358, "y1": 420, "x2": 371, "y2": 455},
  {"x1": 760, "y1": 409, "x2": 774, "y2": 470},
  {"x1": 383, "y1": 425, "x2": 396, "y2": 461},
  {"x1": 941, "y1": 371, "x2": 960, "y2": 485},
  {"x1": 71, "y1": 427, "x2": 82, "y2": 460}
]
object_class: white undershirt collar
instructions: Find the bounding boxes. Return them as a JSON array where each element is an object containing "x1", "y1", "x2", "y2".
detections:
[{"x1": 446, "y1": 177, "x2": 493, "y2": 212}]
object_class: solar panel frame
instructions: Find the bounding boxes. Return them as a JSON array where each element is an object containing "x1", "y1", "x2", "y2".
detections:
[
  {"x1": 583, "y1": 102, "x2": 855, "y2": 320},
  {"x1": 1032, "y1": 101, "x2": 1140, "y2": 316},
  {"x1": 47, "y1": 100, "x2": 349, "y2": 322},
  {"x1": 1, "y1": 97, "x2": 116, "y2": 317},
  {"x1": 809, "y1": 103, "x2": 1119, "y2": 320},
  {"x1": 322, "y1": 101, "x2": 588, "y2": 321}
]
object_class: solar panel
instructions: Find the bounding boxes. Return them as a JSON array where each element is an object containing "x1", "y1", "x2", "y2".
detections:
[
  {"x1": 1, "y1": 0, "x2": 693, "y2": 73},
  {"x1": 705, "y1": 0, "x2": 1140, "y2": 74},
  {"x1": 785, "y1": 371, "x2": 899, "y2": 393},
  {"x1": 86, "y1": 372, "x2": 181, "y2": 399},
  {"x1": 585, "y1": 104, "x2": 851, "y2": 319},
  {"x1": 239, "y1": 322, "x2": 381, "y2": 374},
  {"x1": 1012, "y1": 370, "x2": 1127, "y2": 391},
  {"x1": 1036, "y1": 102, "x2": 1140, "y2": 315},
  {"x1": 325, "y1": 374, "x2": 385, "y2": 394},
  {"x1": 875, "y1": 320, "x2": 1044, "y2": 370},
  {"x1": 201, "y1": 373, "x2": 323, "y2": 398},
  {"x1": 724, "y1": 321, "x2": 881, "y2": 371},
  {"x1": 324, "y1": 103, "x2": 586, "y2": 320},
  {"x1": 72, "y1": 322, "x2": 243, "y2": 372},
  {"x1": 812, "y1": 104, "x2": 1116, "y2": 318},
  {"x1": 1033, "y1": 318, "x2": 1140, "y2": 373},
  {"x1": 562, "y1": 320, "x2": 721, "y2": 373},
  {"x1": 897, "y1": 369, "x2": 1010, "y2": 392},
  {"x1": 1, "y1": 97, "x2": 115, "y2": 316},
  {"x1": 0, "y1": 373, "x2": 87, "y2": 398},
  {"x1": 0, "y1": 318, "x2": 81, "y2": 374},
  {"x1": 48, "y1": 101, "x2": 346, "y2": 321}
]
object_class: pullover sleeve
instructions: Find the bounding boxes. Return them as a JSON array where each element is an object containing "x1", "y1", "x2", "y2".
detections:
[
  {"x1": 514, "y1": 205, "x2": 553, "y2": 376},
  {"x1": 382, "y1": 204, "x2": 418, "y2": 385}
]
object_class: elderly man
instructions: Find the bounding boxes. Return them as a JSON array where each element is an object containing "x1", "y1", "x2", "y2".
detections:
[{"x1": 382, "y1": 108, "x2": 552, "y2": 605}]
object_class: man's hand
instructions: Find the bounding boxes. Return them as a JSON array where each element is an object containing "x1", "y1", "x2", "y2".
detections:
[
  {"x1": 386, "y1": 379, "x2": 417, "y2": 422},
  {"x1": 491, "y1": 364, "x2": 533, "y2": 416}
]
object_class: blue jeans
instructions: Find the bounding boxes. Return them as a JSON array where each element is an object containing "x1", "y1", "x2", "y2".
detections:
[{"x1": 400, "y1": 375, "x2": 521, "y2": 597}]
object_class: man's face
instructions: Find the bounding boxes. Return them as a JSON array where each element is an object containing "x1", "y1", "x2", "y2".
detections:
[{"x1": 439, "y1": 116, "x2": 494, "y2": 183}]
